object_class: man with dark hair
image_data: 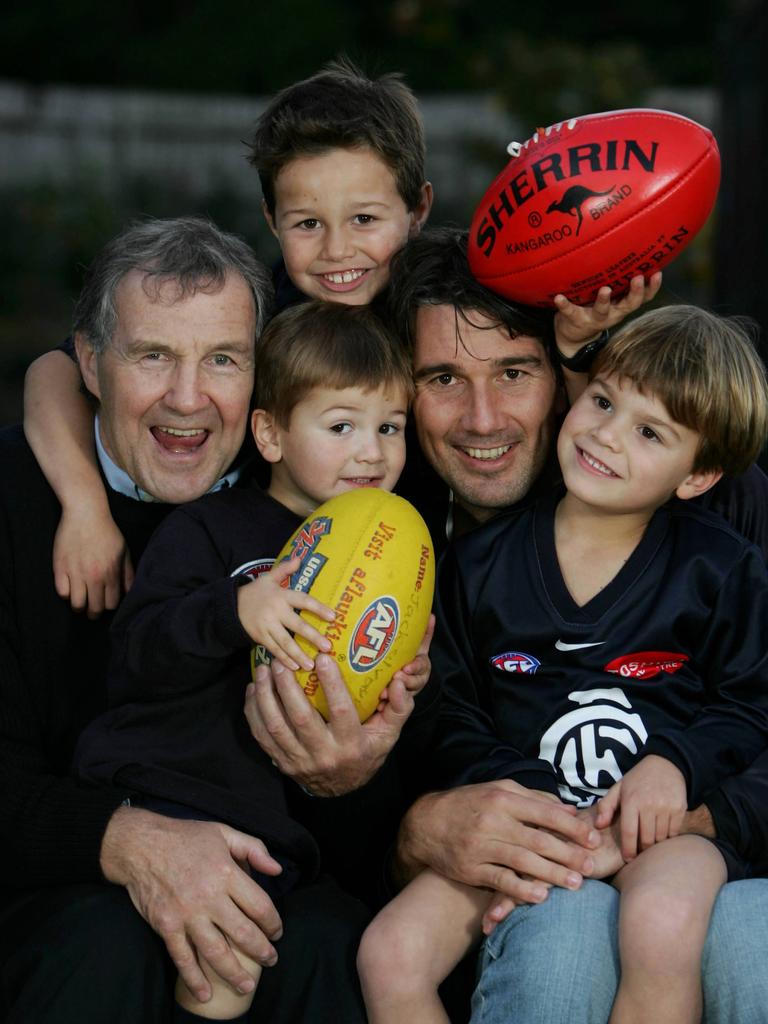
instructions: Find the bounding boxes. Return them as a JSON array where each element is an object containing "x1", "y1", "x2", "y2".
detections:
[
  {"x1": 0, "y1": 217, "x2": 370, "y2": 1024},
  {"x1": 389, "y1": 226, "x2": 562, "y2": 547},
  {"x1": 386, "y1": 226, "x2": 768, "y2": 1024}
]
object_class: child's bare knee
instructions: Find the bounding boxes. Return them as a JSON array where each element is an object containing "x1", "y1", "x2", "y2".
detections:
[
  {"x1": 358, "y1": 912, "x2": 430, "y2": 1000},
  {"x1": 621, "y1": 890, "x2": 708, "y2": 972}
]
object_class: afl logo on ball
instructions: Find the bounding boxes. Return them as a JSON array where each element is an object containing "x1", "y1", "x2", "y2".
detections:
[
  {"x1": 490, "y1": 651, "x2": 541, "y2": 675},
  {"x1": 349, "y1": 597, "x2": 399, "y2": 672}
]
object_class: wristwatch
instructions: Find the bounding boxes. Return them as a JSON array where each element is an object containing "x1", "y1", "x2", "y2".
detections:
[{"x1": 555, "y1": 329, "x2": 610, "y2": 372}]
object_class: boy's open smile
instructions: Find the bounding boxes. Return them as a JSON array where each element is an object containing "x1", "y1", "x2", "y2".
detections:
[{"x1": 575, "y1": 445, "x2": 620, "y2": 478}]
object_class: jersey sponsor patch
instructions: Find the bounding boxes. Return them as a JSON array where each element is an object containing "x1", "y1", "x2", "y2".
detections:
[
  {"x1": 490, "y1": 651, "x2": 541, "y2": 674},
  {"x1": 604, "y1": 651, "x2": 689, "y2": 680},
  {"x1": 231, "y1": 558, "x2": 274, "y2": 579}
]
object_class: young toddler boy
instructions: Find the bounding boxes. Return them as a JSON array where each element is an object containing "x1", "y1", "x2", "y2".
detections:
[
  {"x1": 75, "y1": 300, "x2": 431, "y2": 1022},
  {"x1": 357, "y1": 304, "x2": 768, "y2": 1024}
]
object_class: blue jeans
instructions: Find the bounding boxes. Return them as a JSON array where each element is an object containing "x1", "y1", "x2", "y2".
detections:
[{"x1": 470, "y1": 879, "x2": 768, "y2": 1024}]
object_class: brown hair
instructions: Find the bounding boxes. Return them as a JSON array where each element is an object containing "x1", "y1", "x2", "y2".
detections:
[
  {"x1": 592, "y1": 304, "x2": 768, "y2": 475},
  {"x1": 247, "y1": 57, "x2": 427, "y2": 216},
  {"x1": 254, "y1": 300, "x2": 413, "y2": 427}
]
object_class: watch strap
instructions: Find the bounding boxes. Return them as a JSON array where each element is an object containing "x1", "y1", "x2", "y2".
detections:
[{"x1": 556, "y1": 329, "x2": 610, "y2": 372}]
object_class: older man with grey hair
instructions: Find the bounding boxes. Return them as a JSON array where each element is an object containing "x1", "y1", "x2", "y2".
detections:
[{"x1": 0, "y1": 217, "x2": 369, "y2": 1024}]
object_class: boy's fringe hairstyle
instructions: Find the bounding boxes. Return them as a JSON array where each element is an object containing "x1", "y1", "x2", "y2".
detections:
[
  {"x1": 254, "y1": 301, "x2": 413, "y2": 426},
  {"x1": 248, "y1": 57, "x2": 426, "y2": 215},
  {"x1": 593, "y1": 305, "x2": 768, "y2": 475}
]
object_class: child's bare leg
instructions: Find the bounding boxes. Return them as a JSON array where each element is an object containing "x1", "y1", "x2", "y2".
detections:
[
  {"x1": 357, "y1": 868, "x2": 488, "y2": 1024},
  {"x1": 609, "y1": 835, "x2": 727, "y2": 1024},
  {"x1": 175, "y1": 946, "x2": 262, "y2": 1021}
]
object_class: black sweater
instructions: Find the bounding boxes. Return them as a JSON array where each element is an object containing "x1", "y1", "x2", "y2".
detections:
[
  {"x1": 74, "y1": 482, "x2": 439, "y2": 900},
  {"x1": 0, "y1": 425, "x2": 170, "y2": 892},
  {"x1": 431, "y1": 494, "x2": 768, "y2": 812}
]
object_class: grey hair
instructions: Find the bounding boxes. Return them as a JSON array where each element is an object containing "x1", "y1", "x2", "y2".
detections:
[{"x1": 72, "y1": 217, "x2": 274, "y2": 352}]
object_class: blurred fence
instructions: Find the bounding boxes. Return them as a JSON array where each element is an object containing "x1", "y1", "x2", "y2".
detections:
[{"x1": 0, "y1": 79, "x2": 525, "y2": 218}]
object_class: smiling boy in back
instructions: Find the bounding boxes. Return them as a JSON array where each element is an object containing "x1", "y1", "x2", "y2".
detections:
[
  {"x1": 248, "y1": 58, "x2": 433, "y2": 307},
  {"x1": 23, "y1": 60, "x2": 433, "y2": 613}
]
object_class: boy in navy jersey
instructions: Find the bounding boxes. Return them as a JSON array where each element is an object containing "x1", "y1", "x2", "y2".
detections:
[{"x1": 358, "y1": 305, "x2": 768, "y2": 1024}]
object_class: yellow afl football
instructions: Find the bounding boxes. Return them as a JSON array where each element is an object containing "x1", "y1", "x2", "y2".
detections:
[{"x1": 251, "y1": 489, "x2": 435, "y2": 722}]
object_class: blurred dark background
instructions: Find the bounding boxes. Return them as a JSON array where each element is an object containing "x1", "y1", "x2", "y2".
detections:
[{"x1": 1, "y1": 0, "x2": 765, "y2": 429}]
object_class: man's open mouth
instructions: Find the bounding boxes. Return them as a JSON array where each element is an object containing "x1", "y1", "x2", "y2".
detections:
[{"x1": 151, "y1": 426, "x2": 209, "y2": 451}]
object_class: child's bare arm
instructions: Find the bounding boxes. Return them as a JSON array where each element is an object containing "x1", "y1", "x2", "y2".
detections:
[
  {"x1": 237, "y1": 556, "x2": 336, "y2": 672},
  {"x1": 596, "y1": 754, "x2": 687, "y2": 861},
  {"x1": 24, "y1": 350, "x2": 132, "y2": 615}
]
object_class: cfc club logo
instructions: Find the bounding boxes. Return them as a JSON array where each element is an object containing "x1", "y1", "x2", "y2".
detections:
[
  {"x1": 538, "y1": 688, "x2": 648, "y2": 807},
  {"x1": 349, "y1": 597, "x2": 399, "y2": 673},
  {"x1": 490, "y1": 651, "x2": 541, "y2": 675}
]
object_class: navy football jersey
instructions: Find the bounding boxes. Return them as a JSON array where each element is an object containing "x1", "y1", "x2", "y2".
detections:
[{"x1": 431, "y1": 492, "x2": 768, "y2": 809}]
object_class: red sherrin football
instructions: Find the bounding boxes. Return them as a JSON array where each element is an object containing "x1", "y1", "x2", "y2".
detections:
[{"x1": 468, "y1": 108, "x2": 721, "y2": 308}]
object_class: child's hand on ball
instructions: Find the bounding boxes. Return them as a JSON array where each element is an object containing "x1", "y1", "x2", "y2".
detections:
[
  {"x1": 375, "y1": 614, "x2": 435, "y2": 712},
  {"x1": 238, "y1": 556, "x2": 336, "y2": 672},
  {"x1": 554, "y1": 272, "x2": 663, "y2": 356}
]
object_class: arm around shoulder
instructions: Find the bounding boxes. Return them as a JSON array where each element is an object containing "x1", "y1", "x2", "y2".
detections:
[{"x1": 24, "y1": 348, "x2": 131, "y2": 614}]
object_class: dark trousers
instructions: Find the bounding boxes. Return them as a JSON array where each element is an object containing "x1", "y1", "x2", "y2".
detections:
[{"x1": 0, "y1": 877, "x2": 370, "y2": 1024}]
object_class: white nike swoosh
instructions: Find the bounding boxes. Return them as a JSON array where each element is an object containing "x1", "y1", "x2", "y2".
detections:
[{"x1": 555, "y1": 640, "x2": 606, "y2": 652}]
